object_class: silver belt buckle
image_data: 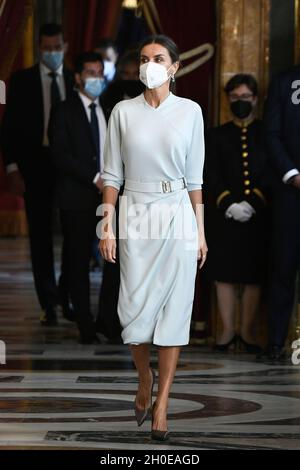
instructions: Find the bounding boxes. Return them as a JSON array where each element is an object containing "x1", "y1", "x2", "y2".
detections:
[{"x1": 162, "y1": 180, "x2": 171, "y2": 193}]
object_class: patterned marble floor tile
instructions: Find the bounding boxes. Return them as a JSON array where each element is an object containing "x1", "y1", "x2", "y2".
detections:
[{"x1": 0, "y1": 238, "x2": 299, "y2": 450}]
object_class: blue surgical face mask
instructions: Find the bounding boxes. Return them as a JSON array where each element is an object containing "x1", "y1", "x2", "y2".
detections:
[
  {"x1": 42, "y1": 51, "x2": 64, "y2": 71},
  {"x1": 84, "y1": 77, "x2": 105, "y2": 99}
]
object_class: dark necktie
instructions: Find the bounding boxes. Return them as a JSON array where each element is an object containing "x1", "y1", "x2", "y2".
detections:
[
  {"x1": 48, "y1": 72, "x2": 61, "y2": 109},
  {"x1": 89, "y1": 102, "x2": 100, "y2": 172}
]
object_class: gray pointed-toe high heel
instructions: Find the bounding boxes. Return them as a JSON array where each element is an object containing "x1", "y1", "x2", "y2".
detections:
[
  {"x1": 134, "y1": 368, "x2": 156, "y2": 427},
  {"x1": 151, "y1": 400, "x2": 169, "y2": 441},
  {"x1": 151, "y1": 428, "x2": 169, "y2": 441}
]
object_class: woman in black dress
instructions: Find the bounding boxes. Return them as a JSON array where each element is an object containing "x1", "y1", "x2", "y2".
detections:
[{"x1": 204, "y1": 74, "x2": 271, "y2": 352}]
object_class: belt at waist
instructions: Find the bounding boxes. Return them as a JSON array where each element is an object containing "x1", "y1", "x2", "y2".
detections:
[{"x1": 124, "y1": 177, "x2": 187, "y2": 193}]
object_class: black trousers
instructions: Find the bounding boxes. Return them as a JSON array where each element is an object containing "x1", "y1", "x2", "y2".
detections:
[
  {"x1": 60, "y1": 207, "x2": 98, "y2": 337},
  {"x1": 23, "y1": 165, "x2": 59, "y2": 311},
  {"x1": 96, "y1": 196, "x2": 122, "y2": 340},
  {"x1": 268, "y1": 186, "x2": 300, "y2": 347},
  {"x1": 96, "y1": 259, "x2": 122, "y2": 340}
]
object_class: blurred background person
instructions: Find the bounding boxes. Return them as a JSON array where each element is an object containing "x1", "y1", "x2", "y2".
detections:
[
  {"x1": 262, "y1": 62, "x2": 300, "y2": 361},
  {"x1": 49, "y1": 51, "x2": 106, "y2": 344},
  {"x1": 204, "y1": 74, "x2": 271, "y2": 353},
  {"x1": 116, "y1": 49, "x2": 140, "y2": 80},
  {"x1": 96, "y1": 48, "x2": 144, "y2": 343},
  {"x1": 100, "y1": 49, "x2": 145, "y2": 120},
  {"x1": 94, "y1": 38, "x2": 118, "y2": 85},
  {"x1": 1, "y1": 23, "x2": 75, "y2": 326},
  {"x1": 88, "y1": 37, "x2": 121, "y2": 274}
]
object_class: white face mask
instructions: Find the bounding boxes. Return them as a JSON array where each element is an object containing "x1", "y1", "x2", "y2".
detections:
[
  {"x1": 139, "y1": 62, "x2": 172, "y2": 89},
  {"x1": 103, "y1": 60, "x2": 116, "y2": 81}
]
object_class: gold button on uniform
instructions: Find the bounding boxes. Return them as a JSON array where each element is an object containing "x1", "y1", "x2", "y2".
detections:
[
  {"x1": 244, "y1": 170, "x2": 249, "y2": 176},
  {"x1": 242, "y1": 152, "x2": 248, "y2": 158},
  {"x1": 242, "y1": 144, "x2": 247, "y2": 149},
  {"x1": 244, "y1": 189, "x2": 250, "y2": 195},
  {"x1": 244, "y1": 180, "x2": 250, "y2": 186},
  {"x1": 241, "y1": 135, "x2": 247, "y2": 141},
  {"x1": 242, "y1": 127, "x2": 247, "y2": 133},
  {"x1": 243, "y1": 161, "x2": 249, "y2": 167}
]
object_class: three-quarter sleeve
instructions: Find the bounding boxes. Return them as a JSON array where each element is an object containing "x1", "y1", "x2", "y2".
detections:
[
  {"x1": 185, "y1": 104, "x2": 205, "y2": 191},
  {"x1": 101, "y1": 105, "x2": 124, "y2": 191}
]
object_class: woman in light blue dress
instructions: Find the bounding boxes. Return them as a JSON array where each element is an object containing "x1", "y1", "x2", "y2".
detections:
[{"x1": 99, "y1": 35, "x2": 207, "y2": 441}]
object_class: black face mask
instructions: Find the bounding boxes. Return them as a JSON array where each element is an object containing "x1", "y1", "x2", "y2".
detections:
[{"x1": 230, "y1": 100, "x2": 253, "y2": 119}]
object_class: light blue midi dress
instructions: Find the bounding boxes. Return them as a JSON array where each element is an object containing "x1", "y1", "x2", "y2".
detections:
[{"x1": 101, "y1": 92, "x2": 205, "y2": 346}]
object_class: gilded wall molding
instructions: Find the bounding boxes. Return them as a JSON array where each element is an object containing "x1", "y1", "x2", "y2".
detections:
[{"x1": 218, "y1": 0, "x2": 270, "y2": 124}]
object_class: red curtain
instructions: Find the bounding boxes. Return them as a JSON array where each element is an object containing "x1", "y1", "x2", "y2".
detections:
[
  {"x1": 0, "y1": 0, "x2": 33, "y2": 119},
  {"x1": 153, "y1": 0, "x2": 216, "y2": 122},
  {"x1": 0, "y1": 0, "x2": 33, "y2": 235},
  {"x1": 63, "y1": 0, "x2": 123, "y2": 66}
]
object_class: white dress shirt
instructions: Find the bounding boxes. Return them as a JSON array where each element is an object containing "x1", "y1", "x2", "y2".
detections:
[
  {"x1": 6, "y1": 62, "x2": 66, "y2": 174},
  {"x1": 40, "y1": 62, "x2": 66, "y2": 147},
  {"x1": 78, "y1": 91, "x2": 107, "y2": 183}
]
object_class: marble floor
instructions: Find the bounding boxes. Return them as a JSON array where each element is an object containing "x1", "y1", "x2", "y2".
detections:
[{"x1": 0, "y1": 238, "x2": 299, "y2": 451}]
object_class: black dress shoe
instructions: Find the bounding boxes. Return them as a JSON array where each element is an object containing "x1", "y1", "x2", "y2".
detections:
[
  {"x1": 238, "y1": 336, "x2": 262, "y2": 354},
  {"x1": 78, "y1": 334, "x2": 101, "y2": 345},
  {"x1": 256, "y1": 345, "x2": 286, "y2": 362},
  {"x1": 107, "y1": 337, "x2": 123, "y2": 344},
  {"x1": 40, "y1": 307, "x2": 58, "y2": 326},
  {"x1": 57, "y1": 280, "x2": 76, "y2": 322},
  {"x1": 272, "y1": 346, "x2": 286, "y2": 361},
  {"x1": 214, "y1": 334, "x2": 238, "y2": 352},
  {"x1": 61, "y1": 304, "x2": 76, "y2": 322}
]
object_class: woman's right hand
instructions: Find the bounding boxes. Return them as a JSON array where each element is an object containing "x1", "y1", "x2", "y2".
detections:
[{"x1": 99, "y1": 229, "x2": 117, "y2": 263}]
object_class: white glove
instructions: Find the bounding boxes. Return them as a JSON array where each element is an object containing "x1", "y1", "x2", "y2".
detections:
[
  {"x1": 240, "y1": 201, "x2": 256, "y2": 217},
  {"x1": 225, "y1": 201, "x2": 255, "y2": 222}
]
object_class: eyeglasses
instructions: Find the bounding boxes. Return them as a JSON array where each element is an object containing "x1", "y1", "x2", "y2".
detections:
[{"x1": 229, "y1": 93, "x2": 254, "y2": 101}]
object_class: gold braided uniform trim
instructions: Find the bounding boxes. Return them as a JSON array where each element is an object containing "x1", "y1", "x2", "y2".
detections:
[
  {"x1": 216, "y1": 190, "x2": 231, "y2": 207},
  {"x1": 253, "y1": 187, "x2": 267, "y2": 205}
]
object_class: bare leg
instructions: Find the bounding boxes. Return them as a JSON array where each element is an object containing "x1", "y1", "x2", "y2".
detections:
[
  {"x1": 152, "y1": 346, "x2": 181, "y2": 432},
  {"x1": 240, "y1": 284, "x2": 261, "y2": 343},
  {"x1": 215, "y1": 282, "x2": 236, "y2": 344},
  {"x1": 130, "y1": 344, "x2": 153, "y2": 410}
]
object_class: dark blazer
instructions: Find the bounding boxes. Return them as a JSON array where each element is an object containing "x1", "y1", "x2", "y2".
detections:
[
  {"x1": 203, "y1": 120, "x2": 271, "y2": 283},
  {"x1": 1, "y1": 63, "x2": 74, "y2": 181},
  {"x1": 264, "y1": 64, "x2": 300, "y2": 181},
  {"x1": 49, "y1": 93, "x2": 103, "y2": 211},
  {"x1": 100, "y1": 79, "x2": 145, "y2": 120},
  {"x1": 204, "y1": 120, "x2": 270, "y2": 212}
]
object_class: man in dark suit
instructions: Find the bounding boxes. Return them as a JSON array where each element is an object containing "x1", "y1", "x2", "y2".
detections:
[
  {"x1": 49, "y1": 51, "x2": 106, "y2": 344},
  {"x1": 263, "y1": 65, "x2": 300, "y2": 360},
  {"x1": 95, "y1": 50, "x2": 144, "y2": 343},
  {"x1": 1, "y1": 23, "x2": 75, "y2": 325}
]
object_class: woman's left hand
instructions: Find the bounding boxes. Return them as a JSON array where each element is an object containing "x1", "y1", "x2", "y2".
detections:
[{"x1": 198, "y1": 237, "x2": 208, "y2": 269}]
